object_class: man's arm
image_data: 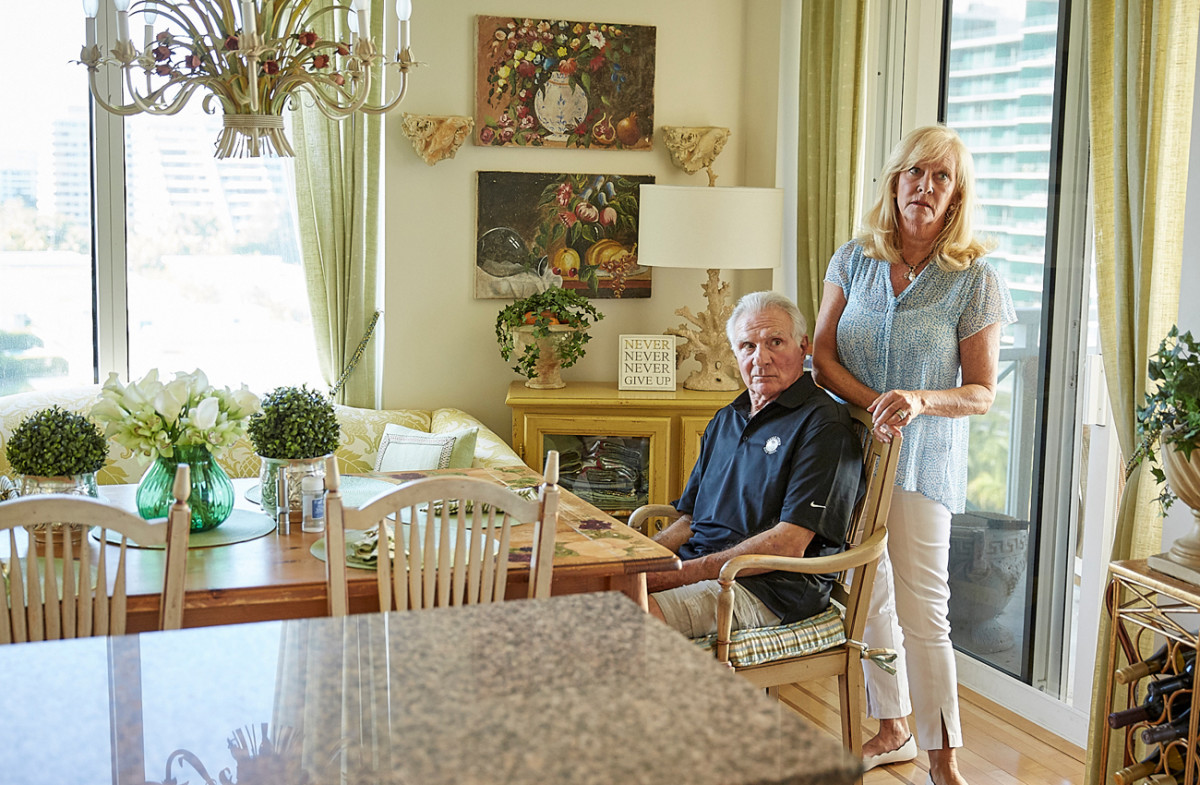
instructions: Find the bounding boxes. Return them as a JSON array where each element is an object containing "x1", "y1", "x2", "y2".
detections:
[
  {"x1": 645, "y1": 520, "x2": 815, "y2": 593},
  {"x1": 652, "y1": 513, "x2": 695, "y2": 554}
]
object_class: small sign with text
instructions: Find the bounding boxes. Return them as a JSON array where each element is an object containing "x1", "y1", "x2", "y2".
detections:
[{"x1": 619, "y1": 335, "x2": 676, "y2": 391}]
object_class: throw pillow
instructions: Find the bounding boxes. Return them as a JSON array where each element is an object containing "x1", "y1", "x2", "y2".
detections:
[{"x1": 374, "y1": 424, "x2": 478, "y2": 472}]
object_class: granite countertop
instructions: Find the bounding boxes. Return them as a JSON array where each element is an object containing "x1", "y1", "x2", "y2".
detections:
[{"x1": 0, "y1": 592, "x2": 860, "y2": 785}]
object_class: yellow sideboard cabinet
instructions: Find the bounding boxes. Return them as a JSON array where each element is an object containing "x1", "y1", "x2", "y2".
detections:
[{"x1": 506, "y1": 381, "x2": 735, "y2": 526}]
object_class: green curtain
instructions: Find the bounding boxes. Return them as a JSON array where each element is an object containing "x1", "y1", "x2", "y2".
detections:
[
  {"x1": 293, "y1": 0, "x2": 384, "y2": 407},
  {"x1": 794, "y1": 0, "x2": 866, "y2": 328},
  {"x1": 1084, "y1": 0, "x2": 1198, "y2": 781}
]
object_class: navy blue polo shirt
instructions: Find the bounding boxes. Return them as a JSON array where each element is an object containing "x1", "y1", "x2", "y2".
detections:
[{"x1": 674, "y1": 374, "x2": 865, "y2": 624}]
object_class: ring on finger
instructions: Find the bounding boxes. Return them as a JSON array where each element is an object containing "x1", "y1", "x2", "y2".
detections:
[{"x1": 897, "y1": 409, "x2": 909, "y2": 421}]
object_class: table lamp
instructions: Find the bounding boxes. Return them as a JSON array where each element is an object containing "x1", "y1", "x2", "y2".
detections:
[{"x1": 637, "y1": 183, "x2": 784, "y2": 391}]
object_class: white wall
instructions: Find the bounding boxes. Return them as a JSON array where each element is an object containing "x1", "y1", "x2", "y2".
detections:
[
  {"x1": 1159, "y1": 23, "x2": 1200, "y2": 549},
  {"x1": 380, "y1": 1, "x2": 779, "y2": 439}
]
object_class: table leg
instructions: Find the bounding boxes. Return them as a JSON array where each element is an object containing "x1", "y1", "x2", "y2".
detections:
[{"x1": 609, "y1": 573, "x2": 649, "y2": 612}]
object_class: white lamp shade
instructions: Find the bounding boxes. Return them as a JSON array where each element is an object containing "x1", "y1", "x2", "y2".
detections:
[{"x1": 637, "y1": 185, "x2": 784, "y2": 270}]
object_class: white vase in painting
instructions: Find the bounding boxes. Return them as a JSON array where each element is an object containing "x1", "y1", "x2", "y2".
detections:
[{"x1": 533, "y1": 71, "x2": 588, "y2": 141}]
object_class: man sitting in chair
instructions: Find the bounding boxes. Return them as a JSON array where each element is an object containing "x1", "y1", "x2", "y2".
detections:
[{"x1": 648, "y1": 291, "x2": 865, "y2": 636}]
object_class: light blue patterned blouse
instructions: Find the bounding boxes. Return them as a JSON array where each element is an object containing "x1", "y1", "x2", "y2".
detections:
[{"x1": 824, "y1": 240, "x2": 1016, "y2": 512}]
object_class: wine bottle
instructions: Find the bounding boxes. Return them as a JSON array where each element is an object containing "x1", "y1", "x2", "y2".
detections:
[
  {"x1": 1141, "y1": 707, "x2": 1192, "y2": 744},
  {"x1": 1116, "y1": 644, "x2": 1197, "y2": 684},
  {"x1": 1109, "y1": 689, "x2": 1191, "y2": 729},
  {"x1": 1112, "y1": 745, "x2": 1185, "y2": 785},
  {"x1": 1117, "y1": 643, "x2": 1172, "y2": 684},
  {"x1": 1146, "y1": 668, "x2": 1195, "y2": 701},
  {"x1": 1147, "y1": 774, "x2": 1179, "y2": 785}
]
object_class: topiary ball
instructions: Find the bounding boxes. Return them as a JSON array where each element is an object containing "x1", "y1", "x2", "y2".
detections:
[
  {"x1": 6, "y1": 406, "x2": 108, "y2": 477},
  {"x1": 247, "y1": 385, "x2": 341, "y2": 460}
]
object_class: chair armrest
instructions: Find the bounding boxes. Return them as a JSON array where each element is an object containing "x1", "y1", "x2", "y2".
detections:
[
  {"x1": 717, "y1": 527, "x2": 888, "y2": 583},
  {"x1": 628, "y1": 504, "x2": 684, "y2": 534}
]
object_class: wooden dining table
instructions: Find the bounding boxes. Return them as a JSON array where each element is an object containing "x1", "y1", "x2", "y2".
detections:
[
  {"x1": 99, "y1": 465, "x2": 680, "y2": 633},
  {"x1": 0, "y1": 591, "x2": 862, "y2": 785}
]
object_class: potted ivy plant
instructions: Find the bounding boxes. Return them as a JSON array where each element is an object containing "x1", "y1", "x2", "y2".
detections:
[
  {"x1": 1130, "y1": 326, "x2": 1200, "y2": 574},
  {"x1": 247, "y1": 385, "x2": 341, "y2": 518},
  {"x1": 1132, "y1": 325, "x2": 1200, "y2": 512},
  {"x1": 4, "y1": 406, "x2": 108, "y2": 543},
  {"x1": 495, "y1": 287, "x2": 603, "y2": 389}
]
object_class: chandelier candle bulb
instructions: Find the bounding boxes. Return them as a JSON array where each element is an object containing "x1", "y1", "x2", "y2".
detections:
[
  {"x1": 113, "y1": 0, "x2": 130, "y2": 41},
  {"x1": 354, "y1": 0, "x2": 369, "y2": 40},
  {"x1": 116, "y1": 10, "x2": 130, "y2": 44},
  {"x1": 397, "y1": 0, "x2": 412, "y2": 54},
  {"x1": 242, "y1": 1, "x2": 257, "y2": 36}
]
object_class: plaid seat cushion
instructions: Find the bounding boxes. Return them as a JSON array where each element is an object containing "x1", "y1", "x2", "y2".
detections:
[{"x1": 692, "y1": 604, "x2": 846, "y2": 667}]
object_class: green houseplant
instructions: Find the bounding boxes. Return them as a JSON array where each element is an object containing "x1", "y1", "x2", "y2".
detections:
[
  {"x1": 5, "y1": 406, "x2": 107, "y2": 543},
  {"x1": 1132, "y1": 325, "x2": 1200, "y2": 512},
  {"x1": 248, "y1": 385, "x2": 341, "y2": 517},
  {"x1": 6, "y1": 406, "x2": 107, "y2": 487},
  {"x1": 495, "y1": 287, "x2": 603, "y2": 389}
]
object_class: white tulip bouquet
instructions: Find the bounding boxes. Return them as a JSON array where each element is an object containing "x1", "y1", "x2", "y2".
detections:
[{"x1": 91, "y1": 369, "x2": 260, "y2": 461}]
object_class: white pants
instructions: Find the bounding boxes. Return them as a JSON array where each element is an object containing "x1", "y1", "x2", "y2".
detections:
[{"x1": 862, "y1": 488, "x2": 962, "y2": 750}]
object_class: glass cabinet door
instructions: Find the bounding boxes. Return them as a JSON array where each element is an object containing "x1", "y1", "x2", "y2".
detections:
[
  {"x1": 525, "y1": 414, "x2": 670, "y2": 522},
  {"x1": 544, "y1": 434, "x2": 651, "y2": 518}
]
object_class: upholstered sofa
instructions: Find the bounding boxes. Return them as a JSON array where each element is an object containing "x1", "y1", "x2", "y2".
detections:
[{"x1": 0, "y1": 386, "x2": 525, "y2": 486}]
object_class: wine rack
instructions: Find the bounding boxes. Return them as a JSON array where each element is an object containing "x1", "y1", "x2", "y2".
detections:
[{"x1": 1102, "y1": 560, "x2": 1200, "y2": 785}]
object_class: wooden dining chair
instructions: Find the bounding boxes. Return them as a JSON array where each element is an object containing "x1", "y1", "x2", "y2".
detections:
[
  {"x1": 324, "y1": 452, "x2": 561, "y2": 616},
  {"x1": 0, "y1": 465, "x2": 191, "y2": 642},
  {"x1": 629, "y1": 405, "x2": 901, "y2": 771}
]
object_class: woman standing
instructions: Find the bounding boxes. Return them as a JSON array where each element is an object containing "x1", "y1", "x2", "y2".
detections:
[{"x1": 812, "y1": 125, "x2": 1015, "y2": 785}]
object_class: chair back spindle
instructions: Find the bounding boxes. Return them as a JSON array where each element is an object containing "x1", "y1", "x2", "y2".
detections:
[
  {"x1": 0, "y1": 466, "x2": 191, "y2": 643},
  {"x1": 325, "y1": 452, "x2": 560, "y2": 616}
]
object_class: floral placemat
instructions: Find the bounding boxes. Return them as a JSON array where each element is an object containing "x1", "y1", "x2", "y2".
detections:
[{"x1": 91, "y1": 508, "x2": 276, "y2": 550}]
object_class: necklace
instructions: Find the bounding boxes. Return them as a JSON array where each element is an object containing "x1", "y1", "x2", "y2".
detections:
[{"x1": 903, "y1": 253, "x2": 932, "y2": 282}]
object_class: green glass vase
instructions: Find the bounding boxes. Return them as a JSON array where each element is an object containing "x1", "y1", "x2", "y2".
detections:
[{"x1": 136, "y1": 444, "x2": 235, "y2": 532}]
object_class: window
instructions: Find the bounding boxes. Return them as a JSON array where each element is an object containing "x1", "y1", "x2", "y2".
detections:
[
  {"x1": 942, "y1": 0, "x2": 1091, "y2": 705},
  {"x1": 0, "y1": 2, "x2": 94, "y2": 394},
  {"x1": 1, "y1": 0, "x2": 322, "y2": 395}
]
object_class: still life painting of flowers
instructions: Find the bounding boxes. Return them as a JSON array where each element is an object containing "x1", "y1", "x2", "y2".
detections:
[
  {"x1": 476, "y1": 171, "x2": 654, "y2": 300},
  {"x1": 475, "y1": 15, "x2": 656, "y2": 150}
]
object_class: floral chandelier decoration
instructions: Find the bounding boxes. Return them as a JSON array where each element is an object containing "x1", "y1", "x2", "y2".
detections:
[{"x1": 78, "y1": 0, "x2": 417, "y2": 158}]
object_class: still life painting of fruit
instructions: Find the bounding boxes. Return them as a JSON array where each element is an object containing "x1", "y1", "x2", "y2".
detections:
[
  {"x1": 474, "y1": 15, "x2": 656, "y2": 150},
  {"x1": 476, "y1": 171, "x2": 654, "y2": 299}
]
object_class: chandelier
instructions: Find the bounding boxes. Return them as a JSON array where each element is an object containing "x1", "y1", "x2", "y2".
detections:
[{"x1": 78, "y1": 0, "x2": 417, "y2": 158}]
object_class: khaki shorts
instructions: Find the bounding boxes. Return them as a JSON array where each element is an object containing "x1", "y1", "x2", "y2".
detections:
[{"x1": 653, "y1": 580, "x2": 781, "y2": 638}]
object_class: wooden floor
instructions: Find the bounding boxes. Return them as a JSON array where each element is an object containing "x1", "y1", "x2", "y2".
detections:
[{"x1": 778, "y1": 678, "x2": 1085, "y2": 785}]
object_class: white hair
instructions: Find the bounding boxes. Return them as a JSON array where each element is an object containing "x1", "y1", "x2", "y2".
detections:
[{"x1": 726, "y1": 291, "x2": 809, "y2": 346}]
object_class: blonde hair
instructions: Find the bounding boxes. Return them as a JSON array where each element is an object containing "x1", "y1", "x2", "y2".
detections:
[{"x1": 856, "y1": 125, "x2": 992, "y2": 272}]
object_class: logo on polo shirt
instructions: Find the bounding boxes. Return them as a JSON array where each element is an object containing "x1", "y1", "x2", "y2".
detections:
[{"x1": 764, "y1": 436, "x2": 781, "y2": 455}]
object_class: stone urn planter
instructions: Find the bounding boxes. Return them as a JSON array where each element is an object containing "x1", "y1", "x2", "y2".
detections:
[
  {"x1": 513, "y1": 324, "x2": 582, "y2": 389},
  {"x1": 1156, "y1": 437, "x2": 1200, "y2": 568},
  {"x1": 947, "y1": 511, "x2": 1030, "y2": 654}
]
